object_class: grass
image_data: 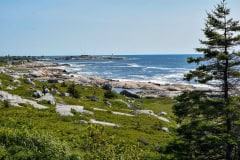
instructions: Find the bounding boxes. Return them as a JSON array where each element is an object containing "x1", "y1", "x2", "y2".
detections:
[{"x1": 0, "y1": 73, "x2": 176, "y2": 159}]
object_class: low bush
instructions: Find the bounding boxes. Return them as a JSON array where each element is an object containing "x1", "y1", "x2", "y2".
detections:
[
  {"x1": 0, "y1": 127, "x2": 79, "y2": 160},
  {"x1": 68, "y1": 84, "x2": 80, "y2": 98},
  {"x1": 3, "y1": 100, "x2": 10, "y2": 108},
  {"x1": 82, "y1": 125, "x2": 143, "y2": 160},
  {"x1": 104, "y1": 90, "x2": 117, "y2": 99}
]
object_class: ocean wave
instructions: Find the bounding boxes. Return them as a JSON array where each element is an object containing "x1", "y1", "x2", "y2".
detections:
[
  {"x1": 70, "y1": 64, "x2": 86, "y2": 68},
  {"x1": 112, "y1": 78, "x2": 147, "y2": 82},
  {"x1": 114, "y1": 66, "x2": 128, "y2": 68},
  {"x1": 127, "y1": 63, "x2": 142, "y2": 67},
  {"x1": 126, "y1": 58, "x2": 141, "y2": 60},
  {"x1": 54, "y1": 66, "x2": 67, "y2": 70},
  {"x1": 128, "y1": 75, "x2": 147, "y2": 79},
  {"x1": 76, "y1": 71, "x2": 98, "y2": 75},
  {"x1": 145, "y1": 66, "x2": 189, "y2": 71},
  {"x1": 78, "y1": 61, "x2": 113, "y2": 64},
  {"x1": 101, "y1": 72, "x2": 113, "y2": 75},
  {"x1": 68, "y1": 68, "x2": 82, "y2": 71},
  {"x1": 163, "y1": 73, "x2": 184, "y2": 79},
  {"x1": 145, "y1": 73, "x2": 184, "y2": 84},
  {"x1": 93, "y1": 61, "x2": 113, "y2": 64}
]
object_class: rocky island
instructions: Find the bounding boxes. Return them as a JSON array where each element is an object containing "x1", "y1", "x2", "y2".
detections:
[{"x1": 37, "y1": 55, "x2": 126, "y2": 61}]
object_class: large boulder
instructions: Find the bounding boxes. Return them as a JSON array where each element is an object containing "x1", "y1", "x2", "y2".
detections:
[
  {"x1": 120, "y1": 90, "x2": 140, "y2": 98},
  {"x1": 51, "y1": 88, "x2": 60, "y2": 95},
  {"x1": 25, "y1": 78, "x2": 35, "y2": 85},
  {"x1": 33, "y1": 90, "x2": 44, "y2": 98},
  {"x1": 102, "y1": 83, "x2": 112, "y2": 91},
  {"x1": 61, "y1": 92, "x2": 70, "y2": 97},
  {"x1": 104, "y1": 101, "x2": 112, "y2": 107},
  {"x1": 48, "y1": 79, "x2": 59, "y2": 83},
  {"x1": 0, "y1": 69, "x2": 5, "y2": 74},
  {"x1": 30, "y1": 70, "x2": 44, "y2": 77},
  {"x1": 44, "y1": 88, "x2": 50, "y2": 94},
  {"x1": 87, "y1": 96, "x2": 98, "y2": 102},
  {"x1": 162, "y1": 127, "x2": 169, "y2": 133},
  {"x1": 13, "y1": 79, "x2": 21, "y2": 85},
  {"x1": 39, "y1": 93, "x2": 55, "y2": 105},
  {"x1": 6, "y1": 86, "x2": 16, "y2": 90}
]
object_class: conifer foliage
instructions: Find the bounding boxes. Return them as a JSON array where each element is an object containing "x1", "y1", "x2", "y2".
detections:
[
  {"x1": 185, "y1": 0, "x2": 240, "y2": 97},
  {"x1": 164, "y1": 1, "x2": 240, "y2": 159}
]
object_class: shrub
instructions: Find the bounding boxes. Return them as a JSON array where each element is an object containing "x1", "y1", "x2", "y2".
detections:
[
  {"x1": 104, "y1": 90, "x2": 117, "y2": 99},
  {"x1": 0, "y1": 127, "x2": 79, "y2": 160},
  {"x1": 68, "y1": 84, "x2": 80, "y2": 98},
  {"x1": 82, "y1": 125, "x2": 143, "y2": 160},
  {"x1": 61, "y1": 82, "x2": 67, "y2": 87},
  {"x1": 151, "y1": 121, "x2": 163, "y2": 131},
  {"x1": 3, "y1": 100, "x2": 10, "y2": 108}
]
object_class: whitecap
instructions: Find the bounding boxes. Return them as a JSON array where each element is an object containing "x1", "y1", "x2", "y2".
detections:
[
  {"x1": 146, "y1": 66, "x2": 189, "y2": 71},
  {"x1": 112, "y1": 78, "x2": 152, "y2": 84},
  {"x1": 147, "y1": 73, "x2": 185, "y2": 84},
  {"x1": 129, "y1": 75, "x2": 146, "y2": 78},
  {"x1": 163, "y1": 73, "x2": 185, "y2": 79},
  {"x1": 69, "y1": 65, "x2": 86, "y2": 68},
  {"x1": 127, "y1": 63, "x2": 142, "y2": 67},
  {"x1": 114, "y1": 66, "x2": 129, "y2": 68},
  {"x1": 69, "y1": 68, "x2": 82, "y2": 71}
]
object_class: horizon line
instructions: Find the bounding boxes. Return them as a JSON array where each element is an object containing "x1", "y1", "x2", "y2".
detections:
[{"x1": 0, "y1": 53, "x2": 202, "y2": 57}]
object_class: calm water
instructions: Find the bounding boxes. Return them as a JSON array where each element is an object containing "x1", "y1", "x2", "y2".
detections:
[{"x1": 55, "y1": 54, "x2": 200, "y2": 85}]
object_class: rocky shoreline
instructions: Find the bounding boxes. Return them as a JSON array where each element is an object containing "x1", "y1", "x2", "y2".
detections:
[{"x1": 0, "y1": 61, "x2": 209, "y2": 98}]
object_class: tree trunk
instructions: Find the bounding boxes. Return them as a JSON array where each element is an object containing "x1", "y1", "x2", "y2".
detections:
[{"x1": 223, "y1": 15, "x2": 232, "y2": 159}]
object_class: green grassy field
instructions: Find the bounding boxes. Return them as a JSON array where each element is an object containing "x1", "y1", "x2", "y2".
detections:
[{"x1": 0, "y1": 73, "x2": 176, "y2": 159}]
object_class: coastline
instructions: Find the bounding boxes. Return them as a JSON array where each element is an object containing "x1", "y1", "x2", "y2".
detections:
[{"x1": 1, "y1": 61, "x2": 210, "y2": 98}]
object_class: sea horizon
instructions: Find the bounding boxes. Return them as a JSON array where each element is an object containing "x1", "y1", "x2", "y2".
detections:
[{"x1": 0, "y1": 53, "x2": 203, "y2": 57}]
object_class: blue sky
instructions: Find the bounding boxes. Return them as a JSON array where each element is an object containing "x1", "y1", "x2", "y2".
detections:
[{"x1": 0, "y1": 0, "x2": 239, "y2": 56}]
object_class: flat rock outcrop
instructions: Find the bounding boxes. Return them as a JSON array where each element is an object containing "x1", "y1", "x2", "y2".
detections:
[
  {"x1": 56, "y1": 103, "x2": 93, "y2": 116},
  {"x1": 89, "y1": 119, "x2": 120, "y2": 127},
  {"x1": 133, "y1": 109, "x2": 170, "y2": 123},
  {"x1": 38, "y1": 93, "x2": 55, "y2": 105},
  {"x1": 0, "y1": 91, "x2": 48, "y2": 109}
]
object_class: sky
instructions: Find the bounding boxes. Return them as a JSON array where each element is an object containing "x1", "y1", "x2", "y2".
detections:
[{"x1": 0, "y1": 0, "x2": 239, "y2": 56}]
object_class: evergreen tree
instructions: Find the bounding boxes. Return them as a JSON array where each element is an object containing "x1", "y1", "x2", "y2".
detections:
[
  {"x1": 185, "y1": 0, "x2": 240, "y2": 98},
  {"x1": 163, "y1": 1, "x2": 240, "y2": 159}
]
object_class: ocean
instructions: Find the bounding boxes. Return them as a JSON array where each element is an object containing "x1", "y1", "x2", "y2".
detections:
[{"x1": 55, "y1": 54, "x2": 200, "y2": 85}]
